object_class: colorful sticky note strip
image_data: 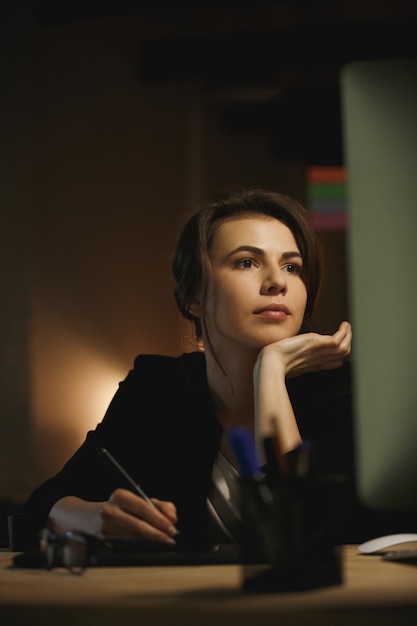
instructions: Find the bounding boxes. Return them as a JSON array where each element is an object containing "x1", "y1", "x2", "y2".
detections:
[{"x1": 306, "y1": 166, "x2": 348, "y2": 231}]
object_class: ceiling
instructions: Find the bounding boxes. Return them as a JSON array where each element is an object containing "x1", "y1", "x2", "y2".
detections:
[
  {"x1": 33, "y1": 1, "x2": 417, "y2": 79},
  {"x1": 32, "y1": 1, "x2": 417, "y2": 163}
]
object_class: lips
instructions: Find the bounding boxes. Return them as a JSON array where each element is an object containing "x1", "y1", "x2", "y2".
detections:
[{"x1": 254, "y1": 303, "x2": 290, "y2": 315}]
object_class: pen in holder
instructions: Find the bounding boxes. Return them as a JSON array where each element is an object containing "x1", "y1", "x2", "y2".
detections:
[{"x1": 229, "y1": 429, "x2": 344, "y2": 593}]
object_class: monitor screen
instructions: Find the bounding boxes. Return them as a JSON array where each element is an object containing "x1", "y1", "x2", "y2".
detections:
[{"x1": 340, "y1": 59, "x2": 417, "y2": 512}]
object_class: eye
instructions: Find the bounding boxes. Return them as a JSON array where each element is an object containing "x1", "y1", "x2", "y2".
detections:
[
  {"x1": 283, "y1": 263, "x2": 302, "y2": 275},
  {"x1": 235, "y1": 257, "x2": 257, "y2": 269}
]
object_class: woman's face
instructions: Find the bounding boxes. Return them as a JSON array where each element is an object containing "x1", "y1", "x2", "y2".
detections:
[{"x1": 197, "y1": 215, "x2": 308, "y2": 353}]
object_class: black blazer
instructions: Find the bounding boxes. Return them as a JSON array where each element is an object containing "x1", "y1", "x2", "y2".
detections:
[{"x1": 20, "y1": 352, "x2": 356, "y2": 549}]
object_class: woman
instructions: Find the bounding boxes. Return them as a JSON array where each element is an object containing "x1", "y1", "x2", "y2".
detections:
[{"x1": 19, "y1": 187, "x2": 352, "y2": 550}]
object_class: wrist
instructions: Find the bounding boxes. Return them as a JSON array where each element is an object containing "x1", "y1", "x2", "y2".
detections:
[{"x1": 254, "y1": 346, "x2": 287, "y2": 380}]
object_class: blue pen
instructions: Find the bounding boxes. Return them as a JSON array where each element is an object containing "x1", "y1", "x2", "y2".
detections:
[
  {"x1": 228, "y1": 426, "x2": 274, "y2": 510},
  {"x1": 228, "y1": 426, "x2": 263, "y2": 479}
]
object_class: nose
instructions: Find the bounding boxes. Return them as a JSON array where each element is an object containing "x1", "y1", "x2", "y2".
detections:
[{"x1": 260, "y1": 266, "x2": 287, "y2": 295}]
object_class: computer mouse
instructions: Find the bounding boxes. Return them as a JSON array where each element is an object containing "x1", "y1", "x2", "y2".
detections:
[{"x1": 358, "y1": 533, "x2": 417, "y2": 554}]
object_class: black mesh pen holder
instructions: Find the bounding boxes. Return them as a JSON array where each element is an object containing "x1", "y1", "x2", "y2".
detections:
[{"x1": 238, "y1": 475, "x2": 344, "y2": 593}]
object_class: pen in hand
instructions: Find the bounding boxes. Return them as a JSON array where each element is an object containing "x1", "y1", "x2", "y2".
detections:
[{"x1": 97, "y1": 447, "x2": 157, "y2": 509}]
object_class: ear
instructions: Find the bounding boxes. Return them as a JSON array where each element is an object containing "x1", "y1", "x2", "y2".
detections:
[{"x1": 187, "y1": 300, "x2": 201, "y2": 317}]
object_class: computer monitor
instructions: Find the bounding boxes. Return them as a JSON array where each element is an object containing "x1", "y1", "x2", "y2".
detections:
[{"x1": 340, "y1": 59, "x2": 417, "y2": 512}]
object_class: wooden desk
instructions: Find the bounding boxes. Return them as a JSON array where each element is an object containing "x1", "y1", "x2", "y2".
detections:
[{"x1": 1, "y1": 545, "x2": 416, "y2": 626}]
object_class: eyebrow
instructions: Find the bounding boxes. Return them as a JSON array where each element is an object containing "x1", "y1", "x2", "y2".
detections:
[{"x1": 225, "y1": 245, "x2": 303, "y2": 260}]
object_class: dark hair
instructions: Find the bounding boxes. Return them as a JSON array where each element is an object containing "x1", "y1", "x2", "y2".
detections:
[{"x1": 172, "y1": 187, "x2": 323, "y2": 340}]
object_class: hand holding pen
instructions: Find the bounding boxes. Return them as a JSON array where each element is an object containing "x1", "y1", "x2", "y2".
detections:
[{"x1": 97, "y1": 447, "x2": 179, "y2": 545}]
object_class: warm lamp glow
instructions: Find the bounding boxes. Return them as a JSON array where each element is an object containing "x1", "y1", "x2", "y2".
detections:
[{"x1": 32, "y1": 314, "x2": 128, "y2": 478}]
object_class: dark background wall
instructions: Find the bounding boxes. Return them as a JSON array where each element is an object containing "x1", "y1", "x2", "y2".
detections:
[{"x1": 1, "y1": 1, "x2": 416, "y2": 503}]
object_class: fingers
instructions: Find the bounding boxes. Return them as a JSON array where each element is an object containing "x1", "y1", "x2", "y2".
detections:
[
  {"x1": 282, "y1": 321, "x2": 352, "y2": 377},
  {"x1": 151, "y1": 498, "x2": 178, "y2": 525},
  {"x1": 100, "y1": 489, "x2": 179, "y2": 545},
  {"x1": 307, "y1": 321, "x2": 351, "y2": 355},
  {"x1": 331, "y1": 321, "x2": 352, "y2": 357},
  {"x1": 307, "y1": 323, "x2": 351, "y2": 366}
]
